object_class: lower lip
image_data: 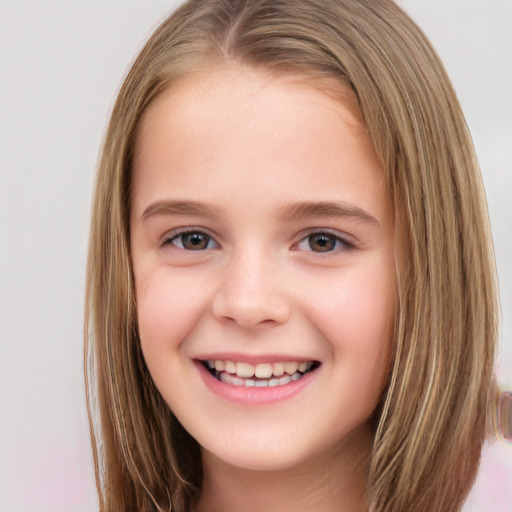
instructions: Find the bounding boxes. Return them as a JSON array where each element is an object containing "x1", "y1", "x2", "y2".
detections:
[{"x1": 195, "y1": 361, "x2": 318, "y2": 405}]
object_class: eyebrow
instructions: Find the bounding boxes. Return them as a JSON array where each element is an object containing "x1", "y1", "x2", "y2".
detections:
[
  {"x1": 141, "y1": 199, "x2": 379, "y2": 226},
  {"x1": 279, "y1": 201, "x2": 380, "y2": 226},
  {"x1": 141, "y1": 200, "x2": 221, "y2": 221}
]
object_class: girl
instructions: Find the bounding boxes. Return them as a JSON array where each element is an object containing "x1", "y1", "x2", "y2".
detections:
[{"x1": 85, "y1": 0, "x2": 505, "y2": 510}]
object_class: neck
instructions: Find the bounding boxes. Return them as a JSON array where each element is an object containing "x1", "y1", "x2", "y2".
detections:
[{"x1": 194, "y1": 427, "x2": 371, "y2": 512}]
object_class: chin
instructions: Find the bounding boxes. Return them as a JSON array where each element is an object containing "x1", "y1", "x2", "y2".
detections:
[
  {"x1": 199, "y1": 423, "x2": 370, "y2": 475},
  {"x1": 203, "y1": 445, "x2": 314, "y2": 473}
]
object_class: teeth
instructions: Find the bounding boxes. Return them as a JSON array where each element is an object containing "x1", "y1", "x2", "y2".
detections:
[
  {"x1": 220, "y1": 372, "x2": 244, "y2": 386},
  {"x1": 254, "y1": 363, "x2": 273, "y2": 378},
  {"x1": 279, "y1": 375, "x2": 292, "y2": 385},
  {"x1": 236, "y1": 362, "x2": 255, "y2": 378},
  {"x1": 217, "y1": 371, "x2": 306, "y2": 387},
  {"x1": 272, "y1": 362, "x2": 285, "y2": 376},
  {"x1": 205, "y1": 359, "x2": 316, "y2": 385},
  {"x1": 224, "y1": 360, "x2": 236, "y2": 374},
  {"x1": 284, "y1": 362, "x2": 299, "y2": 375}
]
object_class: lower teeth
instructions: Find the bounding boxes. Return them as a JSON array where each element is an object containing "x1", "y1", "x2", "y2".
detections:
[{"x1": 217, "y1": 370, "x2": 303, "y2": 387}]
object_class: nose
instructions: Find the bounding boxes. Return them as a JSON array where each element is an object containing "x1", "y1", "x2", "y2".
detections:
[{"x1": 211, "y1": 248, "x2": 291, "y2": 328}]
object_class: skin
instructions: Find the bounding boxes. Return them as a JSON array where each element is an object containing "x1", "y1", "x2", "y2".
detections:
[{"x1": 130, "y1": 65, "x2": 396, "y2": 512}]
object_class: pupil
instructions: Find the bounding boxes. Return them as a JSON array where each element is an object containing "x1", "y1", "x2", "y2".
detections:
[
  {"x1": 310, "y1": 233, "x2": 334, "y2": 252},
  {"x1": 183, "y1": 233, "x2": 207, "y2": 250}
]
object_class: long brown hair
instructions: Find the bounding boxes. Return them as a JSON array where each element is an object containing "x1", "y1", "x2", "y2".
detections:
[{"x1": 85, "y1": 1, "x2": 499, "y2": 510}]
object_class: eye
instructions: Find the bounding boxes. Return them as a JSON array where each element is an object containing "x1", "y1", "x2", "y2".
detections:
[
  {"x1": 163, "y1": 230, "x2": 217, "y2": 251},
  {"x1": 296, "y1": 231, "x2": 352, "y2": 253}
]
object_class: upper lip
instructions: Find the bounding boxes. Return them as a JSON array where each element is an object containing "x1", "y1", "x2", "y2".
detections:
[{"x1": 194, "y1": 353, "x2": 318, "y2": 364}]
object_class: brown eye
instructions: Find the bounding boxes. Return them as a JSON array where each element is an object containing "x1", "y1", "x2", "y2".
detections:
[
  {"x1": 166, "y1": 231, "x2": 217, "y2": 251},
  {"x1": 296, "y1": 231, "x2": 352, "y2": 253},
  {"x1": 308, "y1": 233, "x2": 338, "y2": 252}
]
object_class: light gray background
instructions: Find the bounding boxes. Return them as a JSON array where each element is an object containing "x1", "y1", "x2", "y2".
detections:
[{"x1": 0, "y1": 1, "x2": 510, "y2": 511}]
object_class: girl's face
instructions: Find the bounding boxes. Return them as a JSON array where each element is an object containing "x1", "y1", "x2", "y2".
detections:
[{"x1": 130, "y1": 67, "x2": 396, "y2": 473}]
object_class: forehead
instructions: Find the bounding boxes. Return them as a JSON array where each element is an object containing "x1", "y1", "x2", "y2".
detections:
[
  {"x1": 134, "y1": 65, "x2": 363, "y2": 162},
  {"x1": 131, "y1": 66, "x2": 388, "y2": 223}
]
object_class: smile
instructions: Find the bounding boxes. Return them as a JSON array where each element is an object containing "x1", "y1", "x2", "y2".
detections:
[{"x1": 203, "y1": 359, "x2": 319, "y2": 388}]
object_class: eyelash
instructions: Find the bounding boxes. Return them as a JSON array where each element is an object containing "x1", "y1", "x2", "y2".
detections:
[
  {"x1": 294, "y1": 230, "x2": 355, "y2": 253},
  {"x1": 161, "y1": 228, "x2": 355, "y2": 253},
  {"x1": 161, "y1": 229, "x2": 218, "y2": 251}
]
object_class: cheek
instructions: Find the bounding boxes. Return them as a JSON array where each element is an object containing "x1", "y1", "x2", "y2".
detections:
[
  {"x1": 304, "y1": 258, "x2": 395, "y2": 376},
  {"x1": 135, "y1": 268, "x2": 211, "y2": 351}
]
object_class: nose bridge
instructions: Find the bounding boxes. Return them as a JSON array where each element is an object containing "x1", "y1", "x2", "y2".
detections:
[{"x1": 212, "y1": 243, "x2": 290, "y2": 328}]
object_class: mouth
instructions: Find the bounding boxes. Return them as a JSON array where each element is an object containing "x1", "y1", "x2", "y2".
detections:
[{"x1": 200, "y1": 359, "x2": 321, "y2": 388}]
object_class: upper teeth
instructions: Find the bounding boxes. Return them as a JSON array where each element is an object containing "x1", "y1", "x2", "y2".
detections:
[{"x1": 207, "y1": 360, "x2": 312, "y2": 379}]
